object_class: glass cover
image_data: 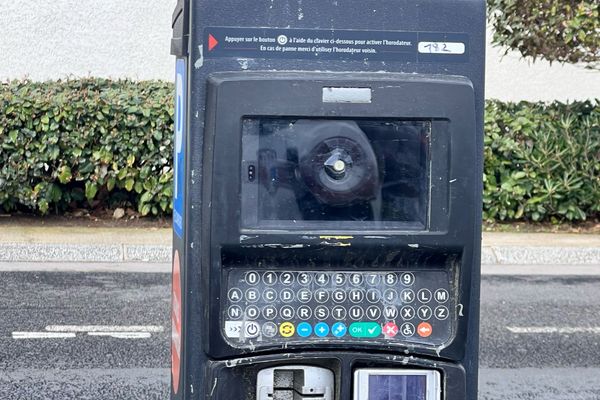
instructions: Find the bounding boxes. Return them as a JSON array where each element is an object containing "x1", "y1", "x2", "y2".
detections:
[
  {"x1": 241, "y1": 118, "x2": 430, "y2": 230},
  {"x1": 368, "y1": 375, "x2": 428, "y2": 400}
]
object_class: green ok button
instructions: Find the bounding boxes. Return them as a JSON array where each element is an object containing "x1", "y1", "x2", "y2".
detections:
[{"x1": 349, "y1": 322, "x2": 381, "y2": 338}]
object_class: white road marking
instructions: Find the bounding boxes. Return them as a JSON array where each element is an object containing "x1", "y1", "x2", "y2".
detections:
[
  {"x1": 45, "y1": 325, "x2": 164, "y2": 333},
  {"x1": 12, "y1": 332, "x2": 76, "y2": 339},
  {"x1": 507, "y1": 326, "x2": 600, "y2": 334},
  {"x1": 87, "y1": 332, "x2": 152, "y2": 339}
]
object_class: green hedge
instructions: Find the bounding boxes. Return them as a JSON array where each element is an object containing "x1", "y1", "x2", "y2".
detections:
[
  {"x1": 1, "y1": 79, "x2": 598, "y2": 222},
  {"x1": 0, "y1": 79, "x2": 174, "y2": 216},
  {"x1": 484, "y1": 99, "x2": 599, "y2": 222},
  {"x1": 487, "y1": 0, "x2": 600, "y2": 66}
]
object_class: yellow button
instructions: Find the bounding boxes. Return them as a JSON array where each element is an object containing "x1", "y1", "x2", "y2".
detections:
[{"x1": 279, "y1": 322, "x2": 295, "y2": 337}]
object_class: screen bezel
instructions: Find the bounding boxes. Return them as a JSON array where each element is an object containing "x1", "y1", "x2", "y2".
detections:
[{"x1": 240, "y1": 117, "x2": 434, "y2": 231}]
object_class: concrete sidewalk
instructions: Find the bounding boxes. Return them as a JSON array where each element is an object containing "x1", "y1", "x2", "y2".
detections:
[{"x1": 0, "y1": 225, "x2": 599, "y2": 265}]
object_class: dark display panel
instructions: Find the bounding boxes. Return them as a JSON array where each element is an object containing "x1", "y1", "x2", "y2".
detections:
[{"x1": 241, "y1": 118, "x2": 431, "y2": 230}]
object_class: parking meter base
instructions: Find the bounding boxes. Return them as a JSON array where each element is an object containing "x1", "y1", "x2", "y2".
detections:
[{"x1": 202, "y1": 353, "x2": 467, "y2": 399}]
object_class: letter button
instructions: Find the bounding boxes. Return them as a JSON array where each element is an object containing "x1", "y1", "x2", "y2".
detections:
[
  {"x1": 227, "y1": 305, "x2": 243, "y2": 320},
  {"x1": 366, "y1": 289, "x2": 381, "y2": 304},
  {"x1": 262, "y1": 288, "x2": 277, "y2": 302},
  {"x1": 297, "y1": 305, "x2": 312, "y2": 320},
  {"x1": 417, "y1": 306, "x2": 432, "y2": 321},
  {"x1": 332, "y1": 306, "x2": 347, "y2": 320},
  {"x1": 297, "y1": 288, "x2": 312, "y2": 303},
  {"x1": 417, "y1": 289, "x2": 432, "y2": 303},
  {"x1": 349, "y1": 306, "x2": 365, "y2": 320},
  {"x1": 280, "y1": 305, "x2": 295, "y2": 320},
  {"x1": 245, "y1": 305, "x2": 260, "y2": 320},
  {"x1": 435, "y1": 289, "x2": 449, "y2": 303},
  {"x1": 366, "y1": 305, "x2": 382, "y2": 320},
  {"x1": 435, "y1": 306, "x2": 449, "y2": 321},
  {"x1": 227, "y1": 288, "x2": 242, "y2": 303},
  {"x1": 383, "y1": 289, "x2": 398, "y2": 303},
  {"x1": 315, "y1": 289, "x2": 330, "y2": 303},
  {"x1": 262, "y1": 305, "x2": 277, "y2": 320},
  {"x1": 245, "y1": 288, "x2": 260, "y2": 303},
  {"x1": 400, "y1": 306, "x2": 415, "y2": 320},
  {"x1": 314, "y1": 305, "x2": 330, "y2": 320},
  {"x1": 280, "y1": 288, "x2": 295, "y2": 302},
  {"x1": 349, "y1": 289, "x2": 365, "y2": 303},
  {"x1": 400, "y1": 289, "x2": 415, "y2": 303},
  {"x1": 383, "y1": 305, "x2": 398, "y2": 320},
  {"x1": 332, "y1": 289, "x2": 347, "y2": 303}
]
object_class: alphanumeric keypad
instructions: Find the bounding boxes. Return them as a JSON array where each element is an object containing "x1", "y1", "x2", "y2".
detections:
[{"x1": 222, "y1": 269, "x2": 454, "y2": 347}]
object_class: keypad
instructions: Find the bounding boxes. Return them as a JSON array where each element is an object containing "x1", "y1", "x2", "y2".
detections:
[{"x1": 222, "y1": 269, "x2": 453, "y2": 347}]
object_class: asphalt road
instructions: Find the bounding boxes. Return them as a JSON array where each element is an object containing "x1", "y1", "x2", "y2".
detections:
[{"x1": 1, "y1": 266, "x2": 600, "y2": 399}]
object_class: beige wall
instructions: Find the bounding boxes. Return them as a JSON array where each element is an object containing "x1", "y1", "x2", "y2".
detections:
[{"x1": 1, "y1": 1, "x2": 598, "y2": 102}]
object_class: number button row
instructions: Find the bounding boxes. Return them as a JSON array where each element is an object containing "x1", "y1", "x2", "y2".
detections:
[{"x1": 243, "y1": 271, "x2": 418, "y2": 287}]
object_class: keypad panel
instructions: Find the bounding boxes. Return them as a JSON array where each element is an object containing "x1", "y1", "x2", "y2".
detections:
[{"x1": 222, "y1": 269, "x2": 454, "y2": 348}]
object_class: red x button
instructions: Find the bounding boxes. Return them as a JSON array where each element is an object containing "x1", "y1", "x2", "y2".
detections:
[{"x1": 383, "y1": 322, "x2": 399, "y2": 338}]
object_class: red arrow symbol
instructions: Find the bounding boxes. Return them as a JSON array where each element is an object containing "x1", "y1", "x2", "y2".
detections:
[{"x1": 208, "y1": 34, "x2": 219, "y2": 51}]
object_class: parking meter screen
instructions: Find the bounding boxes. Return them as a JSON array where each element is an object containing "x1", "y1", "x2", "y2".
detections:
[
  {"x1": 368, "y1": 374, "x2": 427, "y2": 400},
  {"x1": 241, "y1": 119, "x2": 430, "y2": 230}
]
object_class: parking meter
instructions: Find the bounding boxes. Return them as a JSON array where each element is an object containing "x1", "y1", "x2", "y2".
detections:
[{"x1": 171, "y1": 1, "x2": 485, "y2": 399}]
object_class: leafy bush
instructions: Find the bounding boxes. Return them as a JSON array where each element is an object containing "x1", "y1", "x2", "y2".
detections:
[
  {"x1": 1, "y1": 80, "x2": 598, "y2": 223},
  {"x1": 484, "y1": 100, "x2": 599, "y2": 222},
  {"x1": 487, "y1": 0, "x2": 600, "y2": 67},
  {"x1": 0, "y1": 79, "x2": 174, "y2": 216}
]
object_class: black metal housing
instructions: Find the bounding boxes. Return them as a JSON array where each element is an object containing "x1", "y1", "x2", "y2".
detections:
[{"x1": 171, "y1": 1, "x2": 485, "y2": 399}]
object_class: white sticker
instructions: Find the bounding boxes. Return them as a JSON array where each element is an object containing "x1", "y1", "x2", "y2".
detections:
[{"x1": 418, "y1": 42, "x2": 465, "y2": 55}]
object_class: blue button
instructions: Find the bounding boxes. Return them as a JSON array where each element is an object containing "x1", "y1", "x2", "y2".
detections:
[
  {"x1": 297, "y1": 322, "x2": 312, "y2": 338},
  {"x1": 314, "y1": 322, "x2": 330, "y2": 337},
  {"x1": 331, "y1": 322, "x2": 347, "y2": 337}
]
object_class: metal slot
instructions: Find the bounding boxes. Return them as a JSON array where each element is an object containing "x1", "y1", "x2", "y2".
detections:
[{"x1": 257, "y1": 365, "x2": 334, "y2": 400}]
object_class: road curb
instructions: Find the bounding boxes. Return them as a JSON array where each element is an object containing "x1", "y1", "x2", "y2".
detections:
[
  {"x1": 0, "y1": 243, "x2": 171, "y2": 263},
  {"x1": 0, "y1": 242, "x2": 599, "y2": 265}
]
